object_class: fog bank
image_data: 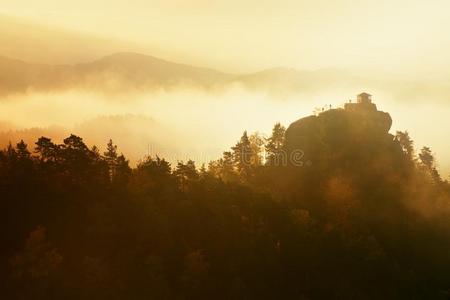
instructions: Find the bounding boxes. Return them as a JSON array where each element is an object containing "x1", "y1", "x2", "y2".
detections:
[{"x1": 0, "y1": 88, "x2": 448, "y2": 175}]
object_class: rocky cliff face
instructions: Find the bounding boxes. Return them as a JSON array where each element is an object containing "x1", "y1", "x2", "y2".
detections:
[
  {"x1": 283, "y1": 103, "x2": 401, "y2": 177},
  {"x1": 275, "y1": 101, "x2": 410, "y2": 222}
]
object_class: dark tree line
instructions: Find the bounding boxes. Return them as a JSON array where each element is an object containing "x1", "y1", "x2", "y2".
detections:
[{"x1": 1, "y1": 110, "x2": 450, "y2": 299}]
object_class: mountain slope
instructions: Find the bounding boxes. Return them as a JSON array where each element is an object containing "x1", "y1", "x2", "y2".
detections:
[
  {"x1": 0, "y1": 53, "x2": 233, "y2": 95},
  {"x1": 74, "y1": 52, "x2": 233, "y2": 89},
  {"x1": 0, "y1": 53, "x2": 360, "y2": 96},
  {"x1": 1, "y1": 51, "x2": 449, "y2": 101}
]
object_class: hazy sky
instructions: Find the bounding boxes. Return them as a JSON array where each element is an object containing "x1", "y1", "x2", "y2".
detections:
[{"x1": 2, "y1": 0, "x2": 450, "y2": 74}]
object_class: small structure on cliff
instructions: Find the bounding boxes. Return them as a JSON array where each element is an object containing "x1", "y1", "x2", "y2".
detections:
[
  {"x1": 345, "y1": 92, "x2": 377, "y2": 111},
  {"x1": 357, "y1": 92, "x2": 372, "y2": 104}
]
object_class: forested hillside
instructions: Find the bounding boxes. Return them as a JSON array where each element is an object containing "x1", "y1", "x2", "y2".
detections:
[{"x1": 1, "y1": 103, "x2": 450, "y2": 299}]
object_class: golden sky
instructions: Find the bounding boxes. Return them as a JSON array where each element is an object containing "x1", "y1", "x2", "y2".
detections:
[{"x1": 2, "y1": 0, "x2": 450, "y2": 75}]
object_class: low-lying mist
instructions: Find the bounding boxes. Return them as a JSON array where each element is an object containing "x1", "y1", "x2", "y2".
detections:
[{"x1": 0, "y1": 87, "x2": 449, "y2": 175}]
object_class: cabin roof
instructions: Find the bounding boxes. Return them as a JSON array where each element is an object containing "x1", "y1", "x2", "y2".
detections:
[{"x1": 358, "y1": 92, "x2": 372, "y2": 97}]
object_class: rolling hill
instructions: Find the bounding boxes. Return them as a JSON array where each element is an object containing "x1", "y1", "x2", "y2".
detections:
[
  {"x1": 0, "y1": 50, "x2": 449, "y2": 103},
  {"x1": 0, "y1": 53, "x2": 234, "y2": 95}
]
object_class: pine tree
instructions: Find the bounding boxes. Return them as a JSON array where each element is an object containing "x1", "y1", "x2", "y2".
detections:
[
  {"x1": 419, "y1": 146, "x2": 441, "y2": 183},
  {"x1": 35, "y1": 137, "x2": 59, "y2": 162},
  {"x1": 16, "y1": 140, "x2": 30, "y2": 160},
  {"x1": 249, "y1": 133, "x2": 265, "y2": 167},
  {"x1": 232, "y1": 131, "x2": 253, "y2": 178},
  {"x1": 396, "y1": 131, "x2": 414, "y2": 160},
  {"x1": 265, "y1": 123, "x2": 286, "y2": 166},
  {"x1": 115, "y1": 154, "x2": 131, "y2": 185},
  {"x1": 174, "y1": 160, "x2": 198, "y2": 190},
  {"x1": 104, "y1": 139, "x2": 118, "y2": 181}
]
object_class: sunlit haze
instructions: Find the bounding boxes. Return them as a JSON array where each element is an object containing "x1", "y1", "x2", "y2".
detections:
[{"x1": 2, "y1": 0, "x2": 450, "y2": 75}]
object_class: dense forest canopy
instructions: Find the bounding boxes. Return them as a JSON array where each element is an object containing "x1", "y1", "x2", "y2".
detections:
[{"x1": 1, "y1": 101, "x2": 450, "y2": 299}]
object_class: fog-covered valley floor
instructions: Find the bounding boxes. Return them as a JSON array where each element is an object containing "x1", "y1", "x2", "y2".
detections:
[{"x1": 0, "y1": 86, "x2": 448, "y2": 176}]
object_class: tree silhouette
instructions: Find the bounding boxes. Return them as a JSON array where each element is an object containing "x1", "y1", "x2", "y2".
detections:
[
  {"x1": 16, "y1": 140, "x2": 30, "y2": 159},
  {"x1": 35, "y1": 137, "x2": 59, "y2": 162},
  {"x1": 396, "y1": 130, "x2": 414, "y2": 160},
  {"x1": 232, "y1": 131, "x2": 253, "y2": 179},
  {"x1": 265, "y1": 123, "x2": 286, "y2": 166},
  {"x1": 104, "y1": 139, "x2": 118, "y2": 181},
  {"x1": 174, "y1": 160, "x2": 198, "y2": 190}
]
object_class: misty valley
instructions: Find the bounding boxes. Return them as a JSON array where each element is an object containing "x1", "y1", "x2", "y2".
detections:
[{"x1": 2, "y1": 5, "x2": 450, "y2": 299}]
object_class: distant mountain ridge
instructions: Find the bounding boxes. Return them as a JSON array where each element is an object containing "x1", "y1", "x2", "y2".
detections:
[
  {"x1": 0, "y1": 52, "x2": 368, "y2": 96},
  {"x1": 0, "y1": 52, "x2": 448, "y2": 101},
  {"x1": 0, "y1": 52, "x2": 235, "y2": 95}
]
